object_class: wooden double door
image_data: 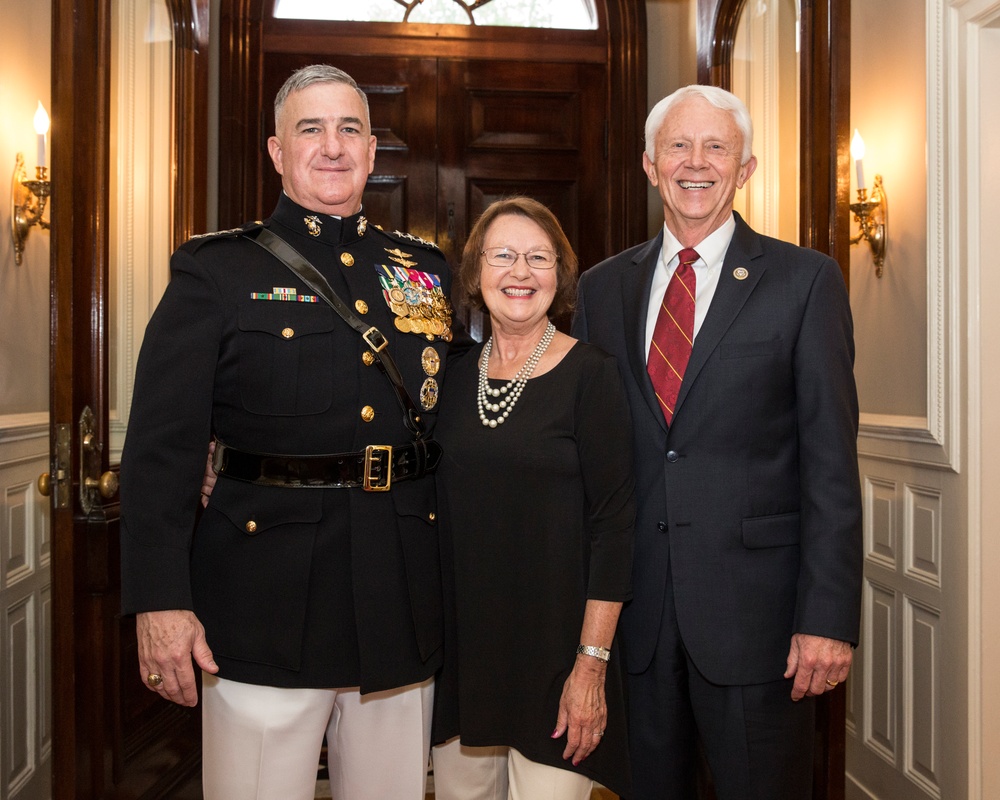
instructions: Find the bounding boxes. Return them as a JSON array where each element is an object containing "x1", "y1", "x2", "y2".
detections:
[{"x1": 259, "y1": 53, "x2": 609, "y2": 301}]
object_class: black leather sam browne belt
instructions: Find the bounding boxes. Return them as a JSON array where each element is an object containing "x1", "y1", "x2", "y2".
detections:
[{"x1": 213, "y1": 439, "x2": 443, "y2": 492}]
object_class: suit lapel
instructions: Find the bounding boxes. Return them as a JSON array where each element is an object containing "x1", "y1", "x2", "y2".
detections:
[
  {"x1": 621, "y1": 233, "x2": 668, "y2": 433},
  {"x1": 673, "y1": 214, "x2": 766, "y2": 421}
]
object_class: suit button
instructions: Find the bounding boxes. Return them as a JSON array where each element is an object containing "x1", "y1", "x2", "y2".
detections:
[
  {"x1": 666, "y1": 450, "x2": 679, "y2": 462},
  {"x1": 281, "y1": 327, "x2": 294, "y2": 339},
  {"x1": 354, "y1": 299, "x2": 368, "y2": 314},
  {"x1": 658, "y1": 521, "x2": 667, "y2": 532},
  {"x1": 361, "y1": 405, "x2": 375, "y2": 422},
  {"x1": 245, "y1": 520, "x2": 257, "y2": 534}
]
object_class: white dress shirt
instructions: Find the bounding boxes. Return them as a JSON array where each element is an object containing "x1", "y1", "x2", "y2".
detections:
[{"x1": 644, "y1": 215, "x2": 738, "y2": 359}]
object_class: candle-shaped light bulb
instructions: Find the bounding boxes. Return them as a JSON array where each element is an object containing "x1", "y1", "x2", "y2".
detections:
[
  {"x1": 34, "y1": 102, "x2": 50, "y2": 169},
  {"x1": 850, "y1": 129, "x2": 865, "y2": 191}
]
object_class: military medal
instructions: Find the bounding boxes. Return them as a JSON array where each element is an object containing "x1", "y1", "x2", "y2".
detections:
[
  {"x1": 421, "y1": 347, "x2": 441, "y2": 376},
  {"x1": 374, "y1": 263, "x2": 454, "y2": 342},
  {"x1": 420, "y1": 377, "x2": 440, "y2": 410}
]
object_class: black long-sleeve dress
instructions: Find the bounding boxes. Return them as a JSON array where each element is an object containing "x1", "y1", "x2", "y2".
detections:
[{"x1": 433, "y1": 339, "x2": 635, "y2": 796}]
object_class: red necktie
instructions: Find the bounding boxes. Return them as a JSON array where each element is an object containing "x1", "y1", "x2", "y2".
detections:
[{"x1": 647, "y1": 248, "x2": 698, "y2": 425}]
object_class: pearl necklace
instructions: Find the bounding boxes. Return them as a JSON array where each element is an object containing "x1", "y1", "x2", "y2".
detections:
[{"x1": 477, "y1": 321, "x2": 556, "y2": 428}]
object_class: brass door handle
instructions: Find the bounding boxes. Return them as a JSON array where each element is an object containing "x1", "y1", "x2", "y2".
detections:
[
  {"x1": 84, "y1": 471, "x2": 119, "y2": 499},
  {"x1": 38, "y1": 472, "x2": 52, "y2": 496}
]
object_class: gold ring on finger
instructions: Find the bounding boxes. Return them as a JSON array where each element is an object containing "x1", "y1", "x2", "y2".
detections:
[
  {"x1": 825, "y1": 679, "x2": 838, "y2": 687},
  {"x1": 147, "y1": 673, "x2": 163, "y2": 687}
]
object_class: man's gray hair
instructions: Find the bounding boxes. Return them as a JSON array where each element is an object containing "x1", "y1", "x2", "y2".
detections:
[
  {"x1": 273, "y1": 64, "x2": 371, "y2": 131},
  {"x1": 644, "y1": 84, "x2": 754, "y2": 164}
]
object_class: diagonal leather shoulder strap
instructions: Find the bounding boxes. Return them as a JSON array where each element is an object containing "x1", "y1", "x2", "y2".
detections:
[{"x1": 247, "y1": 227, "x2": 426, "y2": 440}]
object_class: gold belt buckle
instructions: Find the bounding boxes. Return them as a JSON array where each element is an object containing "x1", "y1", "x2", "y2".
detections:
[{"x1": 363, "y1": 445, "x2": 392, "y2": 491}]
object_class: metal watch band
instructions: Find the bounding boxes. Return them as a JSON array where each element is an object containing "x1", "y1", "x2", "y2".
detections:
[{"x1": 577, "y1": 644, "x2": 611, "y2": 662}]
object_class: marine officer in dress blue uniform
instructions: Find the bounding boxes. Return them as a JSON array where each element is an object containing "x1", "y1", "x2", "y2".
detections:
[{"x1": 120, "y1": 64, "x2": 463, "y2": 800}]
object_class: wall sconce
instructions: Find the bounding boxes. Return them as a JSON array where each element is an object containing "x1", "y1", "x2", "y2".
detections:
[
  {"x1": 10, "y1": 102, "x2": 51, "y2": 266},
  {"x1": 848, "y1": 129, "x2": 887, "y2": 278}
]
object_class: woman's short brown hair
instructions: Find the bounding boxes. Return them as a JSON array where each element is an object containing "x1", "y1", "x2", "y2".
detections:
[{"x1": 457, "y1": 197, "x2": 579, "y2": 319}]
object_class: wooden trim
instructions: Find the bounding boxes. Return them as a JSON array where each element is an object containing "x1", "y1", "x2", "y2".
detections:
[
  {"x1": 50, "y1": 2, "x2": 112, "y2": 796},
  {"x1": 696, "y1": 0, "x2": 748, "y2": 88},
  {"x1": 605, "y1": 0, "x2": 648, "y2": 254},
  {"x1": 168, "y1": 0, "x2": 211, "y2": 242},
  {"x1": 218, "y1": 0, "x2": 264, "y2": 227}
]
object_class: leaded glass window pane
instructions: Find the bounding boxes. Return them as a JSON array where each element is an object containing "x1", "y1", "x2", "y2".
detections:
[{"x1": 273, "y1": 0, "x2": 598, "y2": 29}]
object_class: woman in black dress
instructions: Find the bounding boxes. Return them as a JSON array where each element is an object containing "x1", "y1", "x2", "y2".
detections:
[{"x1": 432, "y1": 198, "x2": 635, "y2": 800}]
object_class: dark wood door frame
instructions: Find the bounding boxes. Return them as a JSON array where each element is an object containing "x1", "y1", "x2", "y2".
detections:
[
  {"x1": 49, "y1": 1, "x2": 209, "y2": 797},
  {"x1": 216, "y1": 0, "x2": 648, "y2": 261},
  {"x1": 696, "y1": 1, "x2": 852, "y2": 798},
  {"x1": 696, "y1": 0, "x2": 852, "y2": 282}
]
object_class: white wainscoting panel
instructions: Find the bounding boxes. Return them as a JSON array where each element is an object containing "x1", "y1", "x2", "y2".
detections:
[
  {"x1": 905, "y1": 598, "x2": 940, "y2": 797},
  {"x1": 0, "y1": 416, "x2": 51, "y2": 800},
  {"x1": 864, "y1": 579, "x2": 898, "y2": 763}
]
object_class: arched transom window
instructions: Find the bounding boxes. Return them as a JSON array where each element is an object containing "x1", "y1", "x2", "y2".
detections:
[{"x1": 273, "y1": 0, "x2": 598, "y2": 28}]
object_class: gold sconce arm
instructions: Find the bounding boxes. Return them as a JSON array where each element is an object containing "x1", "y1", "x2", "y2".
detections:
[
  {"x1": 849, "y1": 174, "x2": 887, "y2": 278},
  {"x1": 10, "y1": 152, "x2": 51, "y2": 266}
]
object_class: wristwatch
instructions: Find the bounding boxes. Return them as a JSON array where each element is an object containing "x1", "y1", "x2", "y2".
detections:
[{"x1": 577, "y1": 644, "x2": 611, "y2": 662}]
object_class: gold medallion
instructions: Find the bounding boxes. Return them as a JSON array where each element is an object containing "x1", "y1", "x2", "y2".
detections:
[
  {"x1": 420, "y1": 377, "x2": 439, "y2": 410},
  {"x1": 389, "y1": 288, "x2": 406, "y2": 304},
  {"x1": 421, "y1": 347, "x2": 441, "y2": 376},
  {"x1": 394, "y1": 316, "x2": 412, "y2": 333}
]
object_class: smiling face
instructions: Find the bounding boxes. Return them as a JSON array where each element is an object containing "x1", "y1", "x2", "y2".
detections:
[
  {"x1": 479, "y1": 214, "x2": 559, "y2": 335},
  {"x1": 643, "y1": 95, "x2": 757, "y2": 245},
  {"x1": 267, "y1": 82, "x2": 377, "y2": 216}
]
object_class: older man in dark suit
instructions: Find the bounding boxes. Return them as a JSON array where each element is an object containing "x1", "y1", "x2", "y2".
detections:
[
  {"x1": 572, "y1": 85, "x2": 863, "y2": 800},
  {"x1": 120, "y1": 64, "x2": 463, "y2": 799}
]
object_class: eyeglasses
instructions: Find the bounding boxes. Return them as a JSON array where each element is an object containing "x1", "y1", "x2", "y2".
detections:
[{"x1": 481, "y1": 247, "x2": 559, "y2": 270}]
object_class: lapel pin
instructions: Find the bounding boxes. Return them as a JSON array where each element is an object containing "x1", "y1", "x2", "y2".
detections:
[{"x1": 733, "y1": 267, "x2": 749, "y2": 280}]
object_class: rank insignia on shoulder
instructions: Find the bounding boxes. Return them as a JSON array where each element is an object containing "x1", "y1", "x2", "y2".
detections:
[
  {"x1": 188, "y1": 225, "x2": 249, "y2": 240},
  {"x1": 390, "y1": 230, "x2": 441, "y2": 251}
]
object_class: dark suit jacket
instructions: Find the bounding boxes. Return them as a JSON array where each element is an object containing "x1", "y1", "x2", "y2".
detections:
[
  {"x1": 572, "y1": 213, "x2": 862, "y2": 685},
  {"x1": 120, "y1": 193, "x2": 462, "y2": 692}
]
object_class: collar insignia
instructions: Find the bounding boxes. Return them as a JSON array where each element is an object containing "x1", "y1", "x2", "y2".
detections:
[{"x1": 304, "y1": 215, "x2": 322, "y2": 237}]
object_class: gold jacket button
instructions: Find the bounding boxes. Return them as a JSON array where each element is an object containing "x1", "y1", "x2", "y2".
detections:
[
  {"x1": 362, "y1": 351, "x2": 376, "y2": 366},
  {"x1": 355, "y1": 300, "x2": 368, "y2": 314},
  {"x1": 361, "y1": 405, "x2": 375, "y2": 422},
  {"x1": 245, "y1": 520, "x2": 257, "y2": 533},
  {"x1": 281, "y1": 327, "x2": 294, "y2": 339},
  {"x1": 428, "y1": 512, "x2": 436, "y2": 522},
  {"x1": 341, "y1": 252, "x2": 355, "y2": 267}
]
